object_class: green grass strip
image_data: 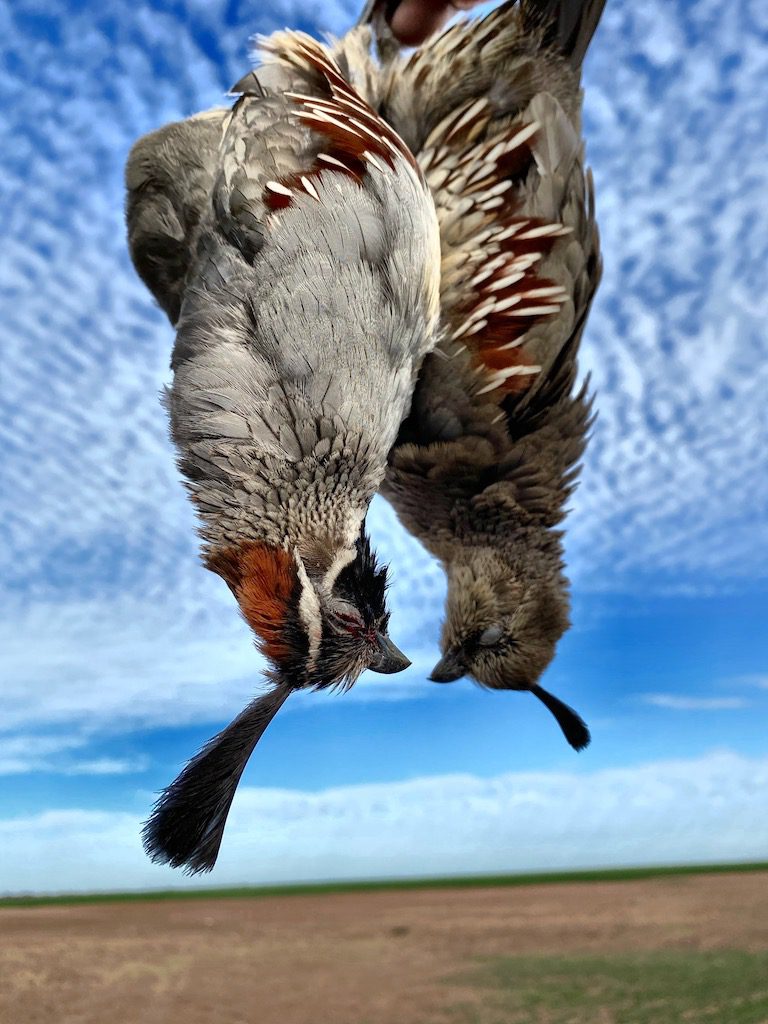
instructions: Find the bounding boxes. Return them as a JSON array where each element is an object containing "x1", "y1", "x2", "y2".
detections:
[
  {"x1": 448, "y1": 950, "x2": 768, "y2": 1024},
  {"x1": 2, "y1": 859, "x2": 766, "y2": 909}
]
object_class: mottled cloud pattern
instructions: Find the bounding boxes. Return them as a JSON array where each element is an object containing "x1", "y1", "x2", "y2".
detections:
[
  {"x1": 1, "y1": 0, "x2": 766, "y2": 890},
  {"x1": 2, "y1": 0, "x2": 766, "y2": 731},
  {"x1": 573, "y1": 0, "x2": 768, "y2": 588}
]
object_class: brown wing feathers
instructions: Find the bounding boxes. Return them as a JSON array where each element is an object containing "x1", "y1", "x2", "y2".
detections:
[
  {"x1": 421, "y1": 96, "x2": 570, "y2": 398},
  {"x1": 257, "y1": 32, "x2": 423, "y2": 210}
]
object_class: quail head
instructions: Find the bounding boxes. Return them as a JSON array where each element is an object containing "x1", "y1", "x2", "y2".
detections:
[
  {"x1": 365, "y1": 0, "x2": 605, "y2": 749},
  {"x1": 125, "y1": 30, "x2": 440, "y2": 871}
]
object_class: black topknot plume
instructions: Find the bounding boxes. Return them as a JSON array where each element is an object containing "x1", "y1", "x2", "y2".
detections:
[
  {"x1": 531, "y1": 684, "x2": 591, "y2": 751},
  {"x1": 142, "y1": 679, "x2": 292, "y2": 874}
]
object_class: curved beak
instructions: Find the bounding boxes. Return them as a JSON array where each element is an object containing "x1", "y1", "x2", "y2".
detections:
[
  {"x1": 369, "y1": 633, "x2": 411, "y2": 675},
  {"x1": 429, "y1": 651, "x2": 466, "y2": 683}
]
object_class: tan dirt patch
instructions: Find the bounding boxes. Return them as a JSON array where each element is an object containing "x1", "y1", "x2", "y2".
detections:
[{"x1": 2, "y1": 871, "x2": 767, "y2": 1024}]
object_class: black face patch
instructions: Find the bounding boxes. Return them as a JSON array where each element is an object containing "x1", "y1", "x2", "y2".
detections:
[
  {"x1": 333, "y1": 525, "x2": 389, "y2": 630},
  {"x1": 312, "y1": 525, "x2": 390, "y2": 691}
]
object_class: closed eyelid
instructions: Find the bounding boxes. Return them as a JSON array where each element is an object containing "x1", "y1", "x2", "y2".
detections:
[
  {"x1": 336, "y1": 609, "x2": 360, "y2": 622},
  {"x1": 479, "y1": 624, "x2": 504, "y2": 645}
]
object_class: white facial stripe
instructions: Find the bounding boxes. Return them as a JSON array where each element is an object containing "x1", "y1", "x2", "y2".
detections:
[
  {"x1": 321, "y1": 509, "x2": 366, "y2": 594},
  {"x1": 321, "y1": 545, "x2": 357, "y2": 594},
  {"x1": 294, "y1": 555, "x2": 322, "y2": 670}
]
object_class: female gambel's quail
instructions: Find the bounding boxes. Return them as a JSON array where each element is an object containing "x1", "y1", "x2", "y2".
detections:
[
  {"x1": 125, "y1": 33, "x2": 440, "y2": 872},
  {"x1": 364, "y1": 0, "x2": 604, "y2": 750}
]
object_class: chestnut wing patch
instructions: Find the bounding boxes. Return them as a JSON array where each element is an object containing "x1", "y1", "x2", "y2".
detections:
[
  {"x1": 258, "y1": 31, "x2": 423, "y2": 209},
  {"x1": 207, "y1": 542, "x2": 304, "y2": 667}
]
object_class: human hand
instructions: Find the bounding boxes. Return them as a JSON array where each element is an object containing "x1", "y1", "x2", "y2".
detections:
[{"x1": 388, "y1": 0, "x2": 485, "y2": 46}]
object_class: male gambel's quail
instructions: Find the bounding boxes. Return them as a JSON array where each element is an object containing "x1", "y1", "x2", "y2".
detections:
[
  {"x1": 366, "y1": 0, "x2": 604, "y2": 749},
  {"x1": 125, "y1": 33, "x2": 440, "y2": 872}
]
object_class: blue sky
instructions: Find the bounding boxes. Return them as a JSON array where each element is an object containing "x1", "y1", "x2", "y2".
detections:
[{"x1": 1, "y1": 0, "x2": 767, "y2": 894}]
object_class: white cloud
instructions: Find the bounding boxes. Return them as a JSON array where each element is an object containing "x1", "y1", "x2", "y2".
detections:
[
  {"x1": 0, "y1": 734, "x2": 147, "y2": 776},
  {"x1": 63, "y1": 758, "x2": 148, "y2": 775},
  {"x1": 735, "y1": 675, "x2": 768, "y2": 691},
  {"x1": 640, "y1": 694, "x2": 751, "y2": 711},
  {"x1": 2, "y1": 750, "x2": 766, "y2": 895}
]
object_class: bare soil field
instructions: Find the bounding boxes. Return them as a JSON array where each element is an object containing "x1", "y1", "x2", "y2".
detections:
[{"x1": 3, "y1": 871, "x2": 768, "y2": 1024}]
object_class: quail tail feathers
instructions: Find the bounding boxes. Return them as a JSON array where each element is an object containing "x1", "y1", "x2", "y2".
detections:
[{"x1": 522, "y1": 0, "x2": 607, "y2": 69}]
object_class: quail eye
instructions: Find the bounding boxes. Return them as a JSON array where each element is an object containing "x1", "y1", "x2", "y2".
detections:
[
  {"x1": 330, "y1": 603, "x2": 365, "y2": 635},
  {"x1": 478, "y1": 624, "x2": 504, "y2": 647}
]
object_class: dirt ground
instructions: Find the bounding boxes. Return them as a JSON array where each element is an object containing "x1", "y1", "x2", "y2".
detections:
[{"x1": 3, "y1": 871, "x2": 768, "y2": 1024}]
